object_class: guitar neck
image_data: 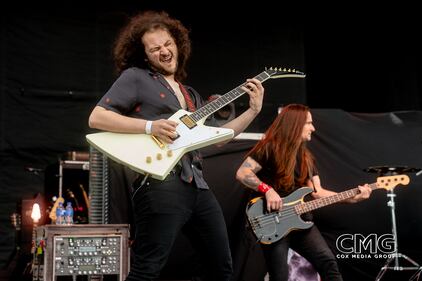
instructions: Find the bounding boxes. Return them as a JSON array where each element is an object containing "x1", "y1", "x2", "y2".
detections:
[
  {"x1": 189, "y1": 71, "x2": 272, "y2": 122},
  {"x1": 295, "y1": 182, "x2": 377, "y2": 214}
]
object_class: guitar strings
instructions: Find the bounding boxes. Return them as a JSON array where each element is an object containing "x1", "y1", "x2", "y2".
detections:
[
  {"x1": 251, "y1": 182, "x2": 388, "y2": 231},
  {"x1": 250, "y1": 205, "x2": 300, "y2": 228},
  {"x1": 251, "y1": 201, "x2": 334, "y2": 228},
  {"x1": 251, "y1": 189, "x2": 366, "y2": 229},
  {"x1": 252, "y1": 193, "x2": 359, "y2": 228}
]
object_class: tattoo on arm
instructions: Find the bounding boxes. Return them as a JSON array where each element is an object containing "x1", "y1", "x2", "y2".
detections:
[
  {"x1": 241, "y1": 157, "x2": 262, "y2": 173},
  {"x1": 243, "y1": 174, "x2": 260, "y2": 190},
  {"x1": 242, "y1": 162, "x2": 253, "y2": 168},
  {"x1": 239, "y1": 157, "x2": 262, "y2": 190}
]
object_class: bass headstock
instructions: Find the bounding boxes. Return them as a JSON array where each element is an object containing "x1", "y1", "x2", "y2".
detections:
[{"x1": 376, "y1": 175, "x2": 410, "y2": 190}]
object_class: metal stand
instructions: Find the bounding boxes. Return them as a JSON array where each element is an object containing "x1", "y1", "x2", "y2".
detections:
[{"x1": 375, "y1": 188, "x2": 422, "y2": 281}]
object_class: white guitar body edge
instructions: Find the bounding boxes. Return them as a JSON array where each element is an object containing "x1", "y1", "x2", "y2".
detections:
[{"x1": 86, "y1": 110, "x2": 234, "y2": 180}]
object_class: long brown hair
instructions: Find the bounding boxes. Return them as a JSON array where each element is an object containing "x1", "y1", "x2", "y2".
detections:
[
  {"x1": 113, "y1": 10, "x2": 191, "y2": 81},
  {"x1": 248, "y1": 104, "x2": 315, "y2": 192}
]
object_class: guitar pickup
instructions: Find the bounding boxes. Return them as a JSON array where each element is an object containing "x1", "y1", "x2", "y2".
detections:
[{"x1": 179, "y1": 114, "x2": 197, "y2": 129}]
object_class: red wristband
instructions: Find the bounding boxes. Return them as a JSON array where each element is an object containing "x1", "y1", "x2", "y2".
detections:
[{"x1": 257, "y1": 182, "x2": 272, "y2": 194}]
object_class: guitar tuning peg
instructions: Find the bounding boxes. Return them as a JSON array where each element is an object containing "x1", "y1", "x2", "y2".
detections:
[
  {"x1": 292, "y1": 69, "x2": 296, "y2": 72},
  {"x1": 269, "y1": 67, "x2": 273, "y2": 70},
  {"x1": 283, "y1": 68, "x2": 287, "y2": 72},
  {"x1": 288, "y1": 68, "x2": 291, "y2": 72}
]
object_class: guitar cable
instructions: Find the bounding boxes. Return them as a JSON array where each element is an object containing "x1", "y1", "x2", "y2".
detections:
[{"x1": 131, "y1": 174, "x2": 150, "y2": 200}]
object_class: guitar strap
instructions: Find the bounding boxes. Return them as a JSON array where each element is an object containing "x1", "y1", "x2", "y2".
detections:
[
  {"x1": 175, "y1": 82, "x2": 211, "y2": 189},
  {"x1": 177, "y1": 82, "x2": 196, "y2": 112}
]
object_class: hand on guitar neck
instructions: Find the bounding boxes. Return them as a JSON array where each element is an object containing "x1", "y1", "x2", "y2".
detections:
[
  {"x1": 311, "y1": 183, "x2": 372, "y2": 204},
  {"x1": 262, "y1": 181, "x2": 372, "y2": 213}
]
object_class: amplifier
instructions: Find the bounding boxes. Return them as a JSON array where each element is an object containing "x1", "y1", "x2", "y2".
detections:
[{"x1": 33, "y1": 224, "x2": 130, "y2": 281}]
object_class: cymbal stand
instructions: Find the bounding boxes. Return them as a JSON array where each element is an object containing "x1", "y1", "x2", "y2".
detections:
[{"x1": 375, "y1": 187, "x2": 422, "y2": 281}]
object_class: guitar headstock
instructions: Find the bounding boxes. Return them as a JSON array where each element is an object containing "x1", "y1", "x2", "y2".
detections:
[
  {"x1": 376, "y1": 175, "x2": 410, "y2": 190},
  {"x1": 265, "y1": 67, "x2": 306, "y2": 79}
]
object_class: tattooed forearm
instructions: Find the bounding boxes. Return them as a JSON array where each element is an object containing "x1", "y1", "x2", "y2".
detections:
[
  {"x1": 241, "y1": 158, "x2": 262, "y2": 173},
  {"x1": 243, "y1": 174, "x2": 260, "y2": 190},
  {"x1": 236, "y1": 156, "x2": 263, "y2": 191},
  {"x1": 242, "y1": 162, "x2": 253, "y2": 168}
]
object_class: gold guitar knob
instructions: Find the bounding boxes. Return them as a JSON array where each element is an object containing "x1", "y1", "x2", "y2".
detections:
[
  {"x1": 146, "y1": 156, "x2": 152, "y2": 164},
  {"x1": 156, "y1": 153, "x2": 162, "y2": 160},
  {"x1": 167, "y1": 150, "x2": 173, "y2": 157}
]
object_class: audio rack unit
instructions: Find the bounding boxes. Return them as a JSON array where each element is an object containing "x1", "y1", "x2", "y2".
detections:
[{"x1": 33, "y1": 224, "x2": 129, "y2": 281}]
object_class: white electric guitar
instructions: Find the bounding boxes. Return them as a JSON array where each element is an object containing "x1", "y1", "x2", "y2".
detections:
[{"x1": 86, "y1": 67, "x2": 305, "y2": 180}]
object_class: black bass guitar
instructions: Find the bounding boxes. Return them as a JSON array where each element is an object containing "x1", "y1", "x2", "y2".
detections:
[{"x1": 246, "y1": 175, "x2": 410, "y2": 244}]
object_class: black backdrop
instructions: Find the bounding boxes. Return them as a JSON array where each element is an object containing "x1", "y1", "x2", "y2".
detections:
[{"x1": 1, "y1": 4, "x2": 421, "y2": 281}]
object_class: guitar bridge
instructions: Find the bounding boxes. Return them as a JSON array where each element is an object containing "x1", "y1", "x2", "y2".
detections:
[{"x1": 179, "y1": 114, "x2": 197, "y2": 129}]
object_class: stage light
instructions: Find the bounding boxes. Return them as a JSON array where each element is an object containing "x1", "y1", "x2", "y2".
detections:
[{"x1": 31, "y1": 203, "x2": 41, "y2": 224}]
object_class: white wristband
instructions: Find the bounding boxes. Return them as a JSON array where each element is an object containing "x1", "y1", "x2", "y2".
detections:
[{"x1": 145, "y1": 121, "x2": 153, "y2": 135}]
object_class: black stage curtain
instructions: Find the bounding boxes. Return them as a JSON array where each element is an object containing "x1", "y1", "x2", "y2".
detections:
[{"x1": 308, "y1": 109, "x2": 422, "y2": 281}]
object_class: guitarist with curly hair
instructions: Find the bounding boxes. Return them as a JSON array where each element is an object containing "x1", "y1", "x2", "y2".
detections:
[{"x1": 88, "y1": 10, "x2": 265, "y2": 281}]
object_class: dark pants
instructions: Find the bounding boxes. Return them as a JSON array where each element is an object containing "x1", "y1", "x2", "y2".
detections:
[
  {"x1": 261, "y1": 225, "x2": 342, "y2": 281},
  {"x1": 125, "y1": 175, "x2": 233, "y2": 281}
]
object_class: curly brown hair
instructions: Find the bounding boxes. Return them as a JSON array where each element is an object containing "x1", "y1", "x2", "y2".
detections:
[{"x1": 113, "y1": 10, "x2": 191, "y2": 81}]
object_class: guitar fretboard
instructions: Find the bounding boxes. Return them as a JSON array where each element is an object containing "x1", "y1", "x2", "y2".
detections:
[
  {"x1": 295, "y1": 183, "x2": 377, "y2": 214},
  {"x1": 189, "y1": 71, "x2": 272, "y2": 122}
]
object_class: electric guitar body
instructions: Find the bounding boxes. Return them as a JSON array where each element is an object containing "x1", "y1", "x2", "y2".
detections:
[
  {"x1": 246, "y1": 187, "x2": 314, "y2": 244},
  {"x1": 87, "y1": 112, "x2": 233, "y2": 180}
]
